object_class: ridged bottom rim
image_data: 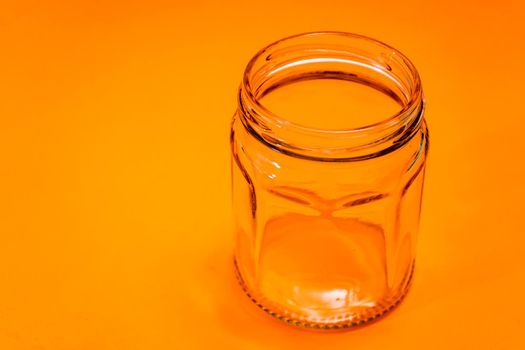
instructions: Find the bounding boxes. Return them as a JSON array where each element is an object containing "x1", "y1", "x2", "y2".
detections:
[{"x1": 234, "y1": 257, "x2": 414, "y2": 330}]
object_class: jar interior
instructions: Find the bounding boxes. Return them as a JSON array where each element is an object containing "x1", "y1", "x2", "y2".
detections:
[{"x1": 259, "y1": 72, "x2": 403, "y2": 131}]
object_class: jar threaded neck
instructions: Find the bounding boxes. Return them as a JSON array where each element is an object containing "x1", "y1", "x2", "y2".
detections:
[{"x1": 238, "y1": 31, "x2": 424, "y2": 161}]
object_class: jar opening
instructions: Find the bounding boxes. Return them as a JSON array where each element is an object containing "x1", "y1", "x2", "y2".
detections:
[
  {"x1": 238, "y1": 32, "x2": 424, "y2": 161},
  {"x1": 259, "y1": 70, "x2": 404, "y2": 131}
]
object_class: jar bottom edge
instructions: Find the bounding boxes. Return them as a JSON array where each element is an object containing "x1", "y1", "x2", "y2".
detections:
[{"x1": 233, "y1": 257, "x2": 415, "y2": 331}]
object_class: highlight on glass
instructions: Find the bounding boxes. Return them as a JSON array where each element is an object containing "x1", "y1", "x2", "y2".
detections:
[{"x1": 230, "y1": 32, "x2": 428, "y2": 329}]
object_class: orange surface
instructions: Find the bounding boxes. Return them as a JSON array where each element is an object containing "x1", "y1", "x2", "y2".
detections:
[{"x1": 0, "y1": 0, "x2": 524, "y2": 348}]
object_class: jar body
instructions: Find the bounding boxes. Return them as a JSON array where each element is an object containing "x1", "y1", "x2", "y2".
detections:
[{"x1": 231, "y1": 32, "x2": 428, "y2": 329}]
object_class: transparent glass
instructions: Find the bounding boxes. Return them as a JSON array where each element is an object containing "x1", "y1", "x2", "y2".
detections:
[{"x1": 230, "y1": 32, "x2": 428, "y2": 329}]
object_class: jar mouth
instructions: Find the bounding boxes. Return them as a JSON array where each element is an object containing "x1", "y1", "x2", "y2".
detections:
[{"x1": 238, "y1": 31, "x2": 425, "y2": 161}]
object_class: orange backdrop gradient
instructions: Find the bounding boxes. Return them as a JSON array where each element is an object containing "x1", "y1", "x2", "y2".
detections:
[{"x1": 1, "y1": 0, "x2": 524, "y2": 349}]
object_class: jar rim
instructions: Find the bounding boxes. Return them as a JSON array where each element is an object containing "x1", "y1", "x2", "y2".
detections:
[{"x1": 238, "y1": 31, "x2": 425, "y2": 161}]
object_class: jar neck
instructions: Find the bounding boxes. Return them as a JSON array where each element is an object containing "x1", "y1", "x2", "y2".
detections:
[{"x1": 238, "y1": 32, "x2": 424, "y2": 162}]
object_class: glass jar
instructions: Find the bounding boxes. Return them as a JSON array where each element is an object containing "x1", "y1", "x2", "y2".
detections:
[{"x1": 230, "y1": 32, "x2": 428, "y2": 329}]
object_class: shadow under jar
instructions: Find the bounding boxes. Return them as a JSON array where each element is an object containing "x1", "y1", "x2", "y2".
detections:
[{"x1": 230, "y1": 32, "x2": 428, "y2": 330}]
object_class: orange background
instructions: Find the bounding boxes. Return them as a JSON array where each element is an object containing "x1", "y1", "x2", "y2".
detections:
[{"x1": 1, "y1": 0, "x2": 524, "y2": 349}]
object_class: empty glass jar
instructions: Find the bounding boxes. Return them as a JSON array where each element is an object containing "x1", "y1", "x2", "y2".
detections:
[{"x1": 230, "y1": 32, "x2": 428, "y2": 329}]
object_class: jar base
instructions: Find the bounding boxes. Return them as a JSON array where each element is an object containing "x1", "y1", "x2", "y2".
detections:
[{"x1": 234, "y1": 258, "x2": 414, "y2": 330}]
